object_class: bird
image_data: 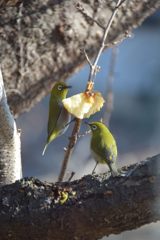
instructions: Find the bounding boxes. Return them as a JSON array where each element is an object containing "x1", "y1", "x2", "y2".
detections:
[
  {"x1": 42, "y1": 82, "x2": 71, "y2": 155},
  {"x1": 87, "y1": 121, "x2": 118, "y2": 176}
]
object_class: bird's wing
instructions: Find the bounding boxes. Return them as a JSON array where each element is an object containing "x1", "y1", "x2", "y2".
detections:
[
  {"x1": 42, "y1": 100, "x2": 63, "y2": 156},
  {"x1": 104, "y1": 146, "x2": 118, "y2": 176},
  {"x1": 47, "y1": 98, "x2": 63, "y2": 138},
  {"x1": 103, "y1": 133, "x2": 117, "y2": 163},
  {"x1": 93, "y1": 135, "x2": 116, "y2": 162},
  {"x1": 104, "y1": 146, "x2": 116, "y2": 163}
]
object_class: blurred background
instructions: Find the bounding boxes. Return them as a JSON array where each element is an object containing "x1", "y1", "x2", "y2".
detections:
[{"x1": 17, "y1": 12, "x2": 160, "y2": 240}]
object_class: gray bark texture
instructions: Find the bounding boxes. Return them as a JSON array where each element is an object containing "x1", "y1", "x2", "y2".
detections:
[
  {"x1": 0, "y1": 154, "x2": 160, "y2": 240},
  {"x1": 0, "y1": 68, "x2": 21, "y2": 186},
  {"x1": 0, "y1": 0, "x2": 160, "y2": 117}
]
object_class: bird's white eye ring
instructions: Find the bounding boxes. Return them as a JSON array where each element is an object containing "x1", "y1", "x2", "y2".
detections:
[
  {"x1": 57, "y1": 85, "x2": 63, "y2": 91},
  {"x1": 92, "y1": 125, "x2": 97, "y2": 130}
]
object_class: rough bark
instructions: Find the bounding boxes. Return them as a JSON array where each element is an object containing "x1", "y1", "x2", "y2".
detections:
[
  {"x1": 0, "y1": 68, "x2": 21, "y2": 186},
  {"x1": 0, "y1": 154, "x2": 160, "y2": 240},
  {"x1": 0, "y1": 0, "x2": 159, "y2": 117}
]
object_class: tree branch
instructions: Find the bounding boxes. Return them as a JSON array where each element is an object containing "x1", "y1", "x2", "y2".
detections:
[
  {"x1": 0, "y1": 68, "x2": 21, "y2": 185},
  {"x1": 0, "y1": 0, "x2": 159, "y2": 117},
  {"x1": 58, "y1": 118, "x2": 81, "y2": 182},
  {"x1": 0, "y1": 154, "x2": 160, "y2": 240},
  {"x1": 58, "y1": 0, "x2": 122, "y2": 182}
]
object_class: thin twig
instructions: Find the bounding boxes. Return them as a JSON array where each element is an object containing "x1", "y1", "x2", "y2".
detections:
[
  {"x1": 104, "y1": 47, "x2": 118, "y2": 126},
  {"x1": 76, "y1": 3, "x2": 105, "y2": 30},
  {"x1": 87, "y1": 0, "x2": 123, "y2": 83},
  {"x1": 58, "y1": 118, "x2": 81, "y2": 182},
  {"x1": 83, "y1": 49, "x2": 92, "y2": 69},
  {"x1": 67, "y1": 171, "x2": 75, "y2": 182},
  {"x1": 119, "y1": 0, "x2": 127, "y2": 7},
  {"x1": 58, "y1": 0, "x2": 123, "y2": 182}
]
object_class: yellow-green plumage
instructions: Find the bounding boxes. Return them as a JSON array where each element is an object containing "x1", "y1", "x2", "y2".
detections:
[
  {"x1": 88, "y1": 121, "x2": 118, "y2": 176},
  {"x1": 42, "y1": 82, "x2": 71, "y2": 155}
]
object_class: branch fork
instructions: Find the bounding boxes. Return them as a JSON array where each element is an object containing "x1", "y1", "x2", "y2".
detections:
[{"x1": 58, "y1": 0, "x2": 124, "y2": 182}]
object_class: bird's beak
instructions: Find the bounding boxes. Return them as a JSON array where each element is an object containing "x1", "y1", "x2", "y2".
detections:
[
  {"x1": 63, "y1": 85, "x2": 72, "y2": 89},
  {"x1": 84, "y1": 121, "x2": 90, "y2": 126}
]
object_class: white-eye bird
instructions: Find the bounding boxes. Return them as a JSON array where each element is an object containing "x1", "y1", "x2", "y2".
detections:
[
  {"x1": 87, "y1": 121, "x2": 118, "y2": 176},
  {"x1": 42, "y1": 82, "x2": 71, "y2": 155}
]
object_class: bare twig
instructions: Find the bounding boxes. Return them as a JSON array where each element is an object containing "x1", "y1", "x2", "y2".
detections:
[
  {"x1": 82, "y1": 49, "x2": 92, "y2": 69},
  {"x1": 58, "y1": 118, "x2": 81, "y2": 182},
  {"x1": 76, "y1": 3, "x2": 105, "y2": 30},
  {"x1": 67, "y1": 171, "x2": 75, "y2": 182},
  {"x1": 87, "y1": 0, "x2": 123, "y2": 83},
  {"x1": 58, "y1": 0, "x2": 123, "y2": 182}
]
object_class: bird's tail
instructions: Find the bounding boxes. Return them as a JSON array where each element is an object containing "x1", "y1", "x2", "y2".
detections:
[
  {"x1": 109, "y1": 163, "x2": 118, "y2": 177},
  {"x1": 42, "y1": 143, "x2": 48, "y2": 156}
]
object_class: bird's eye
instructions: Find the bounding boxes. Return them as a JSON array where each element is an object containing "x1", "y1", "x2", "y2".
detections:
[
  {"x1": 92, "y1": 125, "x2": 97, "y2": 130},
  {"x1": 57, "y1": 85, "x2": 63, "y2": 91}
]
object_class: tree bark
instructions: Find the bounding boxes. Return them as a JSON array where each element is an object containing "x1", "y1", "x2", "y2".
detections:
[
  {"x1": 0, "y1": 154, "x2": 160, "y2": 240},
  {"x1": 0, "y1": 68, "x2": 21, "y2": 185},
  {"x1": 0, "y1": 0, "x2": 159, "y2": 117}
]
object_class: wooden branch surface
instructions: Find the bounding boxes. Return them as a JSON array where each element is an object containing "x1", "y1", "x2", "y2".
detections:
[
  {"x1": 0, "y1": 154, "x2": 160, "y2": 240},
  {"x1": 0, "y1": 0, "x2": 159, "y2": 117}
]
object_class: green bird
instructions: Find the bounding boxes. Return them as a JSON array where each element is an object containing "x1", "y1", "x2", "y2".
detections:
[
  {"x1": 42, "y1": 82, "x2": 71, "y2": 155},
  {"x1": 87, "y1": 121, "x2": 118, "y2": 176}
]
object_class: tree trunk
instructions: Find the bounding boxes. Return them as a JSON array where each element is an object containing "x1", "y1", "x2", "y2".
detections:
[
  {"x1": 0, "y1": 0, "x2": 159, "y2": 117},
  {"x1": 0, "y1": 68, "x2": 21, "y2": 185},
  {"x1": 0, "y1": 154, "x2": 160, "y2": 240}
]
